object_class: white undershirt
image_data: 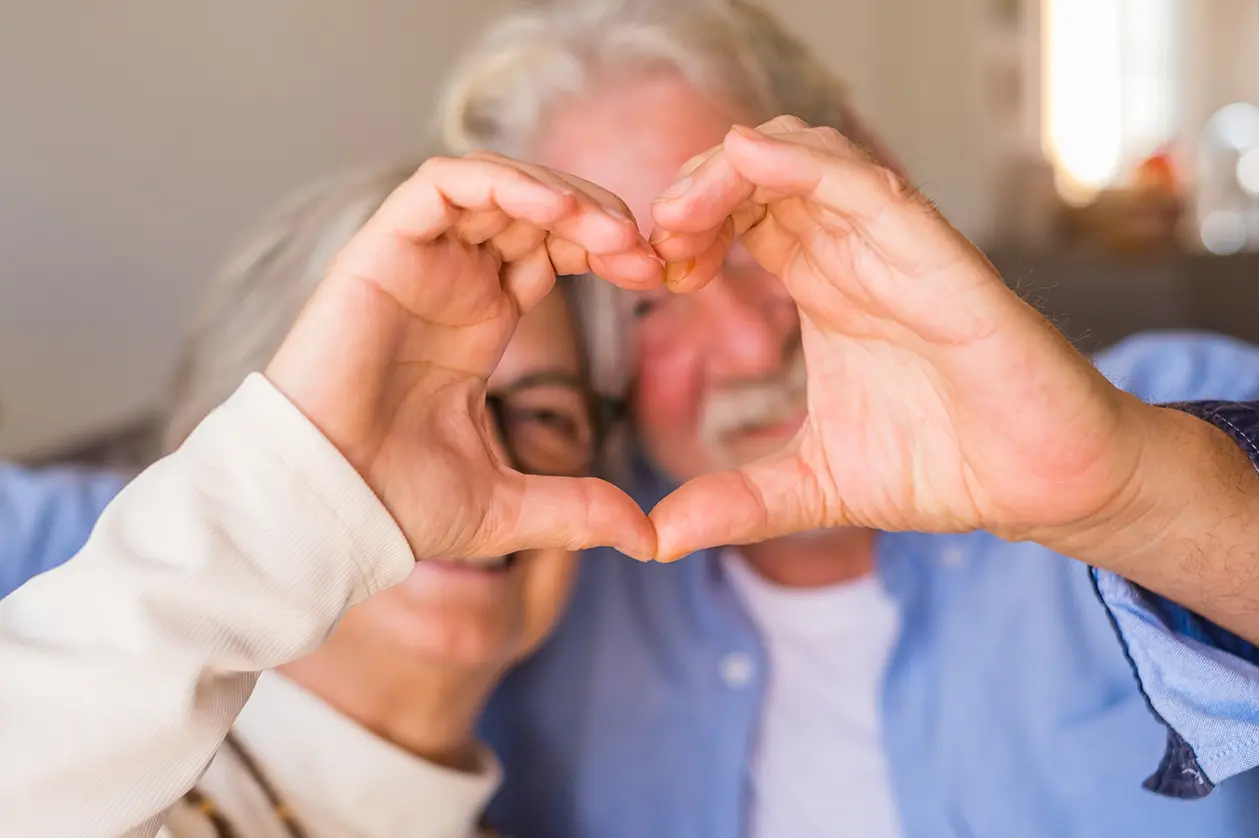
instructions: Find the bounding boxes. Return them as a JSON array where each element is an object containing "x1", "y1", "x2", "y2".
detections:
[{"x1": 723, "y1": 549, "x2": 902, "y2": 838}]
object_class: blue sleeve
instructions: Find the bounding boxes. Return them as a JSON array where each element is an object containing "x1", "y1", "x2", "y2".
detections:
[
  {"x1": 0, "y1": 464, "x2": 124, "y2": 599},
  {"x1": 1090, "y1": 332, "x2": 1259, "y2": 796}
]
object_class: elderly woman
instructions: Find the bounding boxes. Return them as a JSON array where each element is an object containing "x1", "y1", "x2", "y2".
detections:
[
  {"x1": 159, "y1": 161, "x2": 615, "y2": 837},
  {"x1": 0, "y1": 154, "x2": 658, "y2": 837}
]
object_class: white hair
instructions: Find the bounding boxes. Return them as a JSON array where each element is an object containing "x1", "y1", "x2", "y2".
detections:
[
  {"x1": 434, "y1": 0, "x2": 857, "y2": 401},
  {"x1": 163, "y1": 159, "x2": 595, "y2": 456},
  {"x1": 437, "y1": 0, "x2": 851, "y2": 158}
]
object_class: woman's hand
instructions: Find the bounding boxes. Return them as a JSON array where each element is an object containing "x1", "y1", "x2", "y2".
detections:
[{"x1": 267, "y1": 153, "x2": 662, "y2": 561}]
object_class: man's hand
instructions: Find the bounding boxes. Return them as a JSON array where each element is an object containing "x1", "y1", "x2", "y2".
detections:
[
  {"x1": 646, "y1": 117, "x2": 1158, "y2": 561},
  {"x1": 267, "y1": 153, "x2": 661, "y2": 561}
]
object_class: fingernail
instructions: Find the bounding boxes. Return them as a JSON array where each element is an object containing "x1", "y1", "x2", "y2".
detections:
[
  {"x1": 602, "y1": 202, "x2": 633, "y2": 223},
  {"x1": 648, "y1": 227, "x2": 674, "y2": 246},
  {"x1": 615, "y1": 542, "x2": 654, "y2": 562},
  {"x1": 655, "y1": 176, "x2": 693, "y2": 203},
  {"x1": 663, "y1": 259, "x2": 693, "y2": 287},
  {"x1": 730, "y1": 125, "x2": 761, "y2": 141}
]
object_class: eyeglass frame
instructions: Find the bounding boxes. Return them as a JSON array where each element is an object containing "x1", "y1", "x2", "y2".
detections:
[{"x1": 484, "y1": 370, "x2": 626, "y2": 477}]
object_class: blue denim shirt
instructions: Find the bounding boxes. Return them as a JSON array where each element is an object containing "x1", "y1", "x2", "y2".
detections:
[
  {"x1": 6, "y1": 333, "x2": 1259, "y2": 837},
  {"x1": 0, "y1": 464, "x2": 124, "y2": 598},
  {"x1": 480, "y1": 332, "x2": 1259, "y2": 838}
]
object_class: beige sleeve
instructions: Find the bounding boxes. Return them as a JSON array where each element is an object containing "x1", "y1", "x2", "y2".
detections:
[{"x1": 0, "y1": 374, "x2": 415, "y2": 838}]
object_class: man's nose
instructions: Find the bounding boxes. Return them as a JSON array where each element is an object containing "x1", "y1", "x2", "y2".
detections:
[{"x1": 693, "y1": 272, "x2": 796, "y2": 379}]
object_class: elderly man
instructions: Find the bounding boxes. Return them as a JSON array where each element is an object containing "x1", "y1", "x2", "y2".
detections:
[
  {"x1": 6, "y1": 124, "x2": 1259, "y2": 838},
  {"x1": 434, "y1": 1, "x2": 1259, "y2": 836}
]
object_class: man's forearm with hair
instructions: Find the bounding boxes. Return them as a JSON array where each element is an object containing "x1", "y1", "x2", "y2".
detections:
[{"x1": 1050, "y1": 403, "x2": 1259, "y2": 645}]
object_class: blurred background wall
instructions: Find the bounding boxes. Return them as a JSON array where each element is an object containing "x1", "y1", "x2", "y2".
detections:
[
  {"x1": 0, "y1": 0, "x2": 509, "y2": 459},
  {"x1": 2, "y1": 0, "x2": 1258, "y2": 461}
]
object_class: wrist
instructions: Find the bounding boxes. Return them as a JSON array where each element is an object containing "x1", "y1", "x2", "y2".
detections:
[{"x1": 1044, "y1": 401, "x2": 1257, "y2": 579}]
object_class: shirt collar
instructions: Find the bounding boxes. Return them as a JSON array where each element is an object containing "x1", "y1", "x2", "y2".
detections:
[
  {"x1": 720, "y1": 547, "x2": 896, "y2": 636},
  {"x1": 233, "y1": 671, "x2": 501, "y2": 837}
]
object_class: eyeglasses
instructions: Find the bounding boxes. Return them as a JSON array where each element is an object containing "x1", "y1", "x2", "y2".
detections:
[{"x1": 485, "y1": 372, "x2": 622, "y2": 477}]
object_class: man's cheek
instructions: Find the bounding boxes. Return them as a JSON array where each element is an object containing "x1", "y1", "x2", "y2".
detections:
[{"x1": 632, "y1": 351, "x2": 704, "y2": 446}]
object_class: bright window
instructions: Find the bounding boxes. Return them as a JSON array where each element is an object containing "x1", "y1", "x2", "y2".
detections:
[{"x1": 1042, "y1": 0, "x2": 1182, "y2": 201}]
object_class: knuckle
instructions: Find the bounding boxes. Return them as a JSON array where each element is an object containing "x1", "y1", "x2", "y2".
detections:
[
  {"x1": 768, "y1": 114, "x2": 810, "y2": 132},
  {"x1": 417, "y1": 155, "x2": 457, "y2": 175},
  {"x1": 814, "y1": 125, "x2": 848, "y2": 147},
  {"x1": 679, "y1": 148, "x2": 717, "y2": 177},
  {"x1": 877, "y1": 164, "x2": 912, "y2": 198},
  {"x1": 878, "y1": 166, "x2": 937, "y2": 213}
]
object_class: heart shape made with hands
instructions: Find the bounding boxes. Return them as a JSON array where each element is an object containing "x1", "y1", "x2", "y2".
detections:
[
  {"x1": 270, "y1": 122, "x2": 1145, "y2": 568},
  {"x1": 642, "y1": 118, "x2": 1142, "y2": 563}
]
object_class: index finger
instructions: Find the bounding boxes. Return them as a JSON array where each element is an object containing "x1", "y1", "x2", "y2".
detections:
[
  {"x1": 362, "y1": 156, "x2": 663, "y2": 288},
  {"x1": 661, "y1": 124, "x2": 973, "y2": 280}
]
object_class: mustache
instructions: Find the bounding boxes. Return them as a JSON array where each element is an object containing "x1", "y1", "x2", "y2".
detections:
[{"x1": 698, "y1": 343, "x2": 807, "y2": 445}]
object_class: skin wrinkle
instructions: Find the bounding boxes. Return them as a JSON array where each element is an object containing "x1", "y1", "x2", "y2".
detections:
[
  {"x1": 801, "y1": 416, "x2": 845, "y2": 531},
  {"x1": 939, "y1": 341, "x2": 1077, "y2": 533},
  {"x1": 787, "y1": 192, "x2": 976, "y2": 346},
  {"x1": 802, "y1": 353, "x2": 881, "y2": 528},
  {"x1": 454, "y1": 208, "x2": 512, "y2": 245},
  {"x1": 1058, "y1": 410, "x2": 1217, "y2": 569},
  {"x1": 376, "y1": 363, "x2": 514, "y2": 556},
  {"x1": 895, "y1": 378, "x2": 961, "y2": 531},
  {"x1": 416, "y1": 156, "x2": 571, "y2": 234},
  {"x1": 724, "y1": 467, "x2": 771, "y2": 552},
  {"x1": 863, "y1": 199, "x2": 968, "y2": 283},
  {"x1": 1059, "y1": 444, "x2": 1160, "y2": 554},
  {"x1": 349, "y1": 262, "x2": 511, "y2": 334},
  {"x1": 571, "y1": 477, "x2": 604, "y2": 552},
  {"x1": 916, "y1": 380, "x2": 980, "y2": 532},
  {"x1": 790, "y1": 229, "x2": 1027, "y2": 528},
  {"x1": 934, "y1": 332, "x2": 1108, "y2": 487},
  {"x1": 810, "y1": 338, "x2": 925, "y2": 526}
]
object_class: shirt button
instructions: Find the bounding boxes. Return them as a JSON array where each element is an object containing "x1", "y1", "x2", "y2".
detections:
[
  {"x1": 941, "y1": 545, "x2": 966, "y2": 567},
  {"x1": 720, "y1": 652, "x2": 756, "y2": 688}
]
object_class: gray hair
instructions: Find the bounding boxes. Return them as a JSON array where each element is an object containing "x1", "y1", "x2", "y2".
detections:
[
  {"x1": 434, "y1": 0, "x2": 857, "y2": 401},
  {"x1": 162, "y1": 159, "x2": 595, "y2": 455},
  {"x1": 436, "y1": 0, "x2": 851, "y2": 158},
  {"x1": 161, "y1": 162, "x2": 421, "y2": 450}
]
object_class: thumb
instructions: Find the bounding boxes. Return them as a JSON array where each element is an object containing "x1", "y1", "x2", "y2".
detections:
[
  {"x1": 490, "y1": 474, "x2": 657, "y2": 561},
  {"x1": 649, "y1": 450, "x2": 837, "y2": 562}
]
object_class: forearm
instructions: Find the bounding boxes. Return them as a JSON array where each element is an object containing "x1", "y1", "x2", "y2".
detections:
[
  {"x1": 0, "y1": 376, "x2": 413, "y2": 837},
  {"x1": 1059, "y1": 402, "x2": 1259, "y2": 643}
]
